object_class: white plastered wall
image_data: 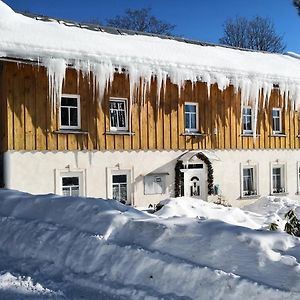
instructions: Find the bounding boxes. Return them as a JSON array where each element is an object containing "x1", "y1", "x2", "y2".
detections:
[{"x1": 3, "y1": 149, "x2": 300, "y2": 208}]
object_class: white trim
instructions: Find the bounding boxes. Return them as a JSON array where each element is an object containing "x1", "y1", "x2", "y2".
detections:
[
  {"x1": 184, "y1": 102, "x2": 199, "y2": 132},
  {"x1": 55, "y1": 168, "x2": 86, "y2": 197},
  {"x1": 272, "y1": 108, "x2": 282, "y2": 134},
  {"x1": 59, "y1": 94, "x2": 81, "y2": 130},
  {"x1": 106, "y1": 167, "x2": 132, "y2": 205},
  {"x1": 240, "y1": 162, "x2": 259, "y2": 198},
  {"x1": 109, "y1": 97, "x2": 128, "y2": 132}
]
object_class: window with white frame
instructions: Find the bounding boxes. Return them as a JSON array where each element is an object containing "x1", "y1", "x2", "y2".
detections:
[
  {"x1": 272, "y1": 108, "x2": 282, "y2": 134},
  {"x1": 60, "y1": 95, "x2": 80, "y2": 129},
  {"x1": 144, "y1": 174, "x2": 166, "y2": 195},
  {"x1": 184, "y1": 102, "x2": 198, "y2": 132},
  {"x1": 112, "y1": 174, "x2": 128, "y2": 203},
  {"x1": 242, "y1": 166, "x2": 257, "y2": 196},
  {"x1": 109, "y1": 98, "x2": 128, "y2": 131},
  {"x1": 62, "y1": 176, "x2": 80, "y2": 197},
  {"x1": 242, "y1": 107, "x2": 253, "y2": 134},
  {"x1": 272, "y1": 164, "x2": 286, "y2": 194}
]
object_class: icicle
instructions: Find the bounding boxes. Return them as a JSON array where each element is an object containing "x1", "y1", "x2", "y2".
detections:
[
  {"x1": 91, "y1": 61, "x2": 114, "y2": 102},
  {"x1": 44, "y1": 58, "x2": 66, "y2": 115}
]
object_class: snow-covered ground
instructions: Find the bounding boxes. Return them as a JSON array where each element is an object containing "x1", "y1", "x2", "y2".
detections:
[{"x1": 1, "y1": 190, "x2": 300, "y2": 299}]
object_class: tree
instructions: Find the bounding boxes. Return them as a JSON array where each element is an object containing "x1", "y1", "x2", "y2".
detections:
[
  {"x1": 106, "y1": 8, "x2": 175, "y2": 35},
  {"x1": 294, "y1": 0, "x2": 300, "y2": 14},
  {"x1": 219, "y1": 16, "x2": 286, "y2": 53}
]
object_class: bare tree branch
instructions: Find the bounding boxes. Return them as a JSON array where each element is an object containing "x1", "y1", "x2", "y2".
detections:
[
  {"x1": 106, "y1": 8, "x2": 175, "y2": 35},
  {"x1": 294, "y1": 0, "x2": 300, "y2": 14},
  {"x1": 219, "y1": 16, "x2": 286, "y2": 53}
]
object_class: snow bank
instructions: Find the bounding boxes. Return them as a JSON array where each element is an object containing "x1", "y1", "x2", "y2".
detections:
[
  {"x1": 0, "y1": 0, "x2": 300, "y2": 136},
  {"x1": 155, "y1": 197, "x2": 263, "y2": 229},
  {"x1": 1, "y1": 190, "x2": 300, "y2": 298}
]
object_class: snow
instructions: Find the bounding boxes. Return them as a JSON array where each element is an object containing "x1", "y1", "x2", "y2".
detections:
[
  {"x1": 1, "y1": 189, "x2": 300, "y2": 299},
  {"x1": 1, "y1": 1, "x2": 300, "y2": 137}
]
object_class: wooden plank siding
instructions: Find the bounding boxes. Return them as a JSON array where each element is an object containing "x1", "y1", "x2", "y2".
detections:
[{"x1": 3, "y1": 61, "x2": 300, "y2": 152}]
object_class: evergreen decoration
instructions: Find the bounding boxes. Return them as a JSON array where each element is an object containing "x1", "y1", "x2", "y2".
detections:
[
  {"x1": 195, "y1": 153, "x2": 214, "y2": 195},
  {"x1": 174, "y1": 160, "x2": 184, "y2": 197},
  {"x1": 174, "y1": 152, "x2": 214, "y2": 197}
]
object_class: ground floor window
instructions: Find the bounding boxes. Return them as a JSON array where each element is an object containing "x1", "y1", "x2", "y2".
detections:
[
  {"x1": 242, "y1": 166, "x2": 257, "y2": 196},
  {"x1": 112, "y1": 174, "x2": 128, "y2": 203},
  {"x1": 62, "y1": 176, "x2": 80, "y2": 197},
  {"x1": 272, "y1": 164, "x2": 286, "y2": 194}
]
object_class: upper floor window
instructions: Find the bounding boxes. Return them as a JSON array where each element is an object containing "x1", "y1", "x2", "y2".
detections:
[
  {"x1": 60, "y1": 94, "x2": 80, "y2": 130},
  {"x1": 110, "y1": 98, "x2": 128, "y2": 131},
  {"x1": 272, "y1": 108, "x2": 282, "y2": 134},
  {"x1": 242, "y1": 107, "x2": 252, "y2": 134},
  {"x1": 184, "y1": 102, "x2": 198, "y2": 132}
]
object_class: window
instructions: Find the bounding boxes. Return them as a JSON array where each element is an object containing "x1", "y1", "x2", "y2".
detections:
[
  {"x1": 144, "y1": 174, "x2": 166, "y2": 195},
  {"x1": 109, "y1": 98, "x2": 128, "y2": 131},
  {"x1": 62, "y1": 176, "x2": 80, "y2": 197},
  {"x1": 272, "y1": 164, "x2": 286, "y2": 194},
  {"x1": 272, "y1": 108, "x2": 282, "y2": 134},
  {"x1": 112, "y1": 174, "x2": 128, "y2": 203},
  {"x1": 60, "y1": 95, "x2": 80, "y2": 129},
  {"x1": 184, "y1": 103, "x2": 198, "y2": 132},
  {"x1": 242, "y1": 107, "x2": 253, "y2": 134},
  {"x1": 242, "y1": 167, "x2": 257, "y2": 196}
]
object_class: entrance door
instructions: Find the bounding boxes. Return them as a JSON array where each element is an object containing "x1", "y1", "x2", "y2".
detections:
[{"x1": 183, "y1": 168, "x2": 207, "y2": 200}]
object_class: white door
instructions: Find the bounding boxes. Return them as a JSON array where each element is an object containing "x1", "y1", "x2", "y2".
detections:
[{"x1": 183, "y1": 168, "x2": 207, "y2": 200}]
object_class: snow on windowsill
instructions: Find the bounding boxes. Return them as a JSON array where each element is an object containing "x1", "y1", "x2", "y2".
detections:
[
  {"x1": 270, "y1": 192, "x2": 289, "y2": 196},
  {"x1": 239, "y1": 194, "x2": 261, "y2": 200},
  {"x1": 105, "y1": 131, "x2": 135, "y2": 136},
  {"x1": 53, "y1": 130, "x2": 88, "y2": 135},
  {"x1": 181, "y1": 132, "x2": 206, "y2": 137},
  {"x1": 270, "y1": 133, "x2": 287, "y2": 137}
]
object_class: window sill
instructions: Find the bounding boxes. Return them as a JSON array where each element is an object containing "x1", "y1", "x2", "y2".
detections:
[
  {"x1": 240, "y1": 133, "x2": 260, "y2": 137},
  {"x1": 270, "y1": 133, "x2": 287, "y2": 137},
  {"x1": 105, "y1": 131, "x2": 135, "y2": 136},
  {"x1": 181, "y1": 132, "x2": 206, "y2": 137},
  {"x1": 53, "y1": 130, "x2": 88, "y2": 135},
  {"x1": 239, "y1": 194, "x2": 261, "y2": 200},
  {"x1": 270, "y1": 192, "x2": 288, "y2": 196}
]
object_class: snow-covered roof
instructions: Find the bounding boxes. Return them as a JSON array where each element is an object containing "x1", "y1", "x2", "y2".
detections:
[{"x1": 0, "y1": 0, "x2": 300, "y2": 120}]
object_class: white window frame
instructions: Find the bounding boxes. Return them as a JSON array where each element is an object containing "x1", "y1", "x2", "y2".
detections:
[
  {"x1": 272, "y1": 108, "x2": 282, "y2": 134},
  {"x1": 270, "y1": 162, "x2": 287, "y2": 195},
  {"x1": 242, "y1": 106, "x2": 253, "y2": 134},
  {"x1": 184, "y1": 102, "x2": 199, "y2": 133},
  {"x1": 60, "y1": 94, "x2": 81, "y2": 130},
  {"x1": 144, "y1": 174, "x2": 167, "y2": 195},
  {"x1": 240, "y1": 163, "x2": 258, "y2": 197},
  {"x1": 55, "y1": 169, "x2": 86, "y2": 197},
  {"x1": 106, "y1": 168, "x2": 132, "y2": 205},
  {"x1": 109, "y1": 97, "x2": 128, "y2": 131}
]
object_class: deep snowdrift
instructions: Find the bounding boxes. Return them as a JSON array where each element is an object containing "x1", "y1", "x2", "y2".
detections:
[{"x1": 1, "y1": 190, "x2": 300, "y2": 299}]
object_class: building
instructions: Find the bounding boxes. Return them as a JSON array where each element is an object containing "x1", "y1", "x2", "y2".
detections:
[{"x1": 1, "y1": 1, "x2": 300, "y2": 207}]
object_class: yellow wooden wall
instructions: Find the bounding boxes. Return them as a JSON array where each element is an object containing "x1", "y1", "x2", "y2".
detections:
[{"x1": 2, "y1": 61, "x2": 299, "y2": 151}]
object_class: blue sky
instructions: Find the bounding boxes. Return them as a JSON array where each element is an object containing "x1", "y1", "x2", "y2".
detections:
[{"x1": 3, "y1": 0, "x2": 300, "y2": 53}]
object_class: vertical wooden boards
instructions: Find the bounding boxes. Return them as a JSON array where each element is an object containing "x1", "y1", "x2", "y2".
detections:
[
  {"x1": 163, "y1": 80, "x2": 171, "y2": 149},
  {"x1": 170, "y1": 82, "x2": 178, "y2": 150},
  {"x1": 35, "y1": 66, "x2": 48, "y2": 150},
  {"x1": 0, "y1": 63, "x2": 6, "y2": 152},
  {"x1": 4, "y1": 60, "x2": 300, "y2": 153}
]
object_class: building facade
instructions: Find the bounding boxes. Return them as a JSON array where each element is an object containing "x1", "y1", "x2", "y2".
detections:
[{"x1": 1, "y1": 2, "x2": 300, "y2": 207}]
